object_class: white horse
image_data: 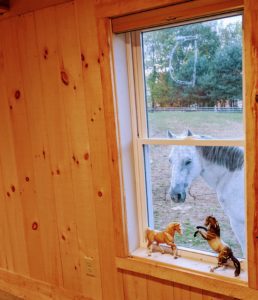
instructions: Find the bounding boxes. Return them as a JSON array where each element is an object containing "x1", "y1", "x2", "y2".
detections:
[{"x1": 168, "y1": 130, "x2": 245, "y2": 255}]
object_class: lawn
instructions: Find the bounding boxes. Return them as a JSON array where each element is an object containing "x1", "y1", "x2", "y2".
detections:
[
  {"x1": 146, "y1": 111, "x2": 244, "y2": 257},
  {"x1": 147, "y1": 111, "x2": 243, "y2": 138}
]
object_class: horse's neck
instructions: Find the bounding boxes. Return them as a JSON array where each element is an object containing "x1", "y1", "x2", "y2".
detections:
[
  {"x1": 166, "y1": 228, "x2": 175, "y2": 236},
  {"x1": 209, "y1": 224, "x2": 220, "y2": 237},
  {"x1": 199, "y1": 158, "x2": 229, "y2": 190}
]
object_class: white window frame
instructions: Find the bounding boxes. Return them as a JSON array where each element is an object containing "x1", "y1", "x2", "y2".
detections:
[{"x1": 113, "y1": 12, "x2": 246, "y2": 275}]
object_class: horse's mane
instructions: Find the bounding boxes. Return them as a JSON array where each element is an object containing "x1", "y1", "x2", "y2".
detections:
[{"x1": 197, "y1": 146, "x2": 244, "y2": 172}]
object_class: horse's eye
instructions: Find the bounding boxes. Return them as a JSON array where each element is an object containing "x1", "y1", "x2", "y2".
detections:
[{"x1": 185, "y1": 159, "x2": 192, "y2": 166}]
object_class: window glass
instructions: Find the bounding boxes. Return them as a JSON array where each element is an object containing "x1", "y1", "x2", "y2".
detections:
[
  {"x1": 140, "y1": 15, "x2": 244, "y2": 259},
  {"x1": 144, "y1": 144, "x2": 244, "y2": 258},
  {"x1": 142, "y1": 15, "x2": 243, "y2": 139}
]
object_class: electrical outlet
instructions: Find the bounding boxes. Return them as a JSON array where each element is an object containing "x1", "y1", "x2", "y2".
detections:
[{"x1": 84, "y1": 256, "x2": 96, "y2": 277}]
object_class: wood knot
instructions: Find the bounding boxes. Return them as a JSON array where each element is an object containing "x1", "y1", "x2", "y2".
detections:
[
  {"x1": 11, "y1": 185, "x2": 15, "y2": 192},
  {"x1": 6, "y1": 192, "x2": 10, "y2": 197},
  {"x1": 14, "y1": 90, "x2": 21, "y2": 100},
  {"x1": 85, "y1": 63, "x2": 89, "y2": 68},
  {"x1": 61, "y1": 70, "x2": 69, "y2": 86},
  {"x1": 44, "y1": 48, "x2": 48, "y2": 59},
  {"x1": 84, "y1": 153, "x2": 89, "y2": 160},
  {"x1": 98, "y1": 191, "x2": 103, "y2": 197},
  {"x1": 25, "y1": 176, "x2": 30, "y2": 182},
  {"x1": 32, "y1": 222, "x2": 38, "y2": 230},
  {"x1": 56, "y1": 169, "x2": 60, "y2": 175},
  {"x1": 81, "y1": 53, "x2": 85, "y2": 61},
  {"x1": 165, "y1": 16, "x2": 177, "y2": 22}
]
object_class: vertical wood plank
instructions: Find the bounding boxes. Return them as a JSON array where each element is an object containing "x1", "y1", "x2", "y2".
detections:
[
  {"x1": 0, "y1": 17, "x2": 45, "y2": 280},
  {"x1": 0, "y1": 161, "x2": 12, "y2": 271},
  {"x1": 95, "y1": 15, "x2": 128, "y2": 258},
  {"x1": 16, "y1": 12, "x2": 63, "y2": 286},
  {"x1": 190, "y1": 287, "x2": 203, "y2": 300},
  {"x1": 75, "y1": 0, "x2": 121, "y2": 299},
  {"x1": 34, "y1": 5, "x2": 82, "y2": 291},
  {"x1": 202, "y1": 290, "x2": 233, "y2": 300},
  {"x1": 0, "y1": 46, "x2": 16, "y2": 272},
  {"x1": 123, "y1": 271, "x2": 148, "y2": 300},
  {"x1": 54, "y1": 2, "x2": 102, "y2": 298},
  {"x1": 243, "y1": 0, "x2": 258, "y2": 290},
  {"x1": 147, "y1": 277, "x2": 174, "y2": 299},
  {"x1": 174, "y1": 283, "x2": 191, "y2": 300}
]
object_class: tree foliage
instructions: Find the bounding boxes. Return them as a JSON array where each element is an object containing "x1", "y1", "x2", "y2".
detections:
[{"x1": 143, "y1": 17, "x2": 242, "y2": 108}]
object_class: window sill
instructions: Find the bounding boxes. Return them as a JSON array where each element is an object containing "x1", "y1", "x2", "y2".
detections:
[{"x1": 115, "y1": 247, "x2": 257, "y2": 299}]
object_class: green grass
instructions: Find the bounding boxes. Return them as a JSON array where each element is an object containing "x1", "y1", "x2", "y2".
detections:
[{"x1": 147, "y1": 111, "x2": 243, "y2": 138}]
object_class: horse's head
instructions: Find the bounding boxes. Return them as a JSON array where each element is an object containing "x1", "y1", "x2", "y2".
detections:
[
  {"x1": 168, "y1": 130, "x2": 202, "y2": 203},
  {"x1": 205, "y1": 215, "x2": 218, "y2": 227},
  {"x1": 166, "y1": 222, "x2": 182, "y2": 235}
]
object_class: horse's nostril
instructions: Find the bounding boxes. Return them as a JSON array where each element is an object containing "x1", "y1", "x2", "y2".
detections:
[{"x1": 177, "y1": 194, "x2": 181, "y2": 200}]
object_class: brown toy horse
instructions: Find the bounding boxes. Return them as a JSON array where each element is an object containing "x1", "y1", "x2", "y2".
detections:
[
  {"x1": 145, "y1": 222, "x2": 182, "y2": 258},
  {"x1": 194, "y1": 216, "x2": 240, "y2": 276}
]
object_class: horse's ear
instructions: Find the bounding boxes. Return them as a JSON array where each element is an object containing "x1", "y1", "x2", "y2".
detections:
[
  {"x1": 167, "y1": 130, "x2": 175, "y2": 138},
  {"x1": 187, "y1": 129, "x2": 193, "y2": 136}
]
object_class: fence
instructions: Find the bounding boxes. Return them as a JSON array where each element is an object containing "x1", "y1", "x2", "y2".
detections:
[{"x1": 147, "y1": 107, "x2": 243, "y2": 113}]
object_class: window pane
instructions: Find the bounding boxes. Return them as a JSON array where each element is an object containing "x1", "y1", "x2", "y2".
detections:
[
  {"x1": 144, "y1": 144, "x2": 244, "y2": 258},
  {"x1": 142, "y1": 15, "x2": 243, "y2": 139}
]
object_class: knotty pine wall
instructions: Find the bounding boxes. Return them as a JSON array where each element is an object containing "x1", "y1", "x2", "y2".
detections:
[
  {"x1": 0, "y1": 1, "x2": 119, "y2": 299},
  {"x1": 0, "y1": 0, "x2": 253, "y2": 299}
]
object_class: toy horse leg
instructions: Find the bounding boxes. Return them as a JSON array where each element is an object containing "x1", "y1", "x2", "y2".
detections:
[
  {"x1": 196, "y1": 226, "x2": 208, "y2": 231},
  {"x1": 210, "y1": 255, "x2": 224, "y2": 272},
  {"x1": 147, "y1": 241, "x2": 153, "y2": 256},
  {"x1": 211, "y1": 252, "x2": 229, "y2": 273},
  {"x1": 172, "y1": 244, "x2": 179, "y2": 259},
  {"x1": 195, "y1": 230, "x2": 208, "y2": 240},
  {"x1": 210, "y1": 263, "x2": 223, "y2": 273},
  {"x1": 157, "y1": 243, "x2": 165, "y2": 254},
  {"x1": 166, "y1": 242, "x2": 178, "y2": 258}
]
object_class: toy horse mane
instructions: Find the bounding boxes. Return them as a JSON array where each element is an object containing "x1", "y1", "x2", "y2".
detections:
[{"x1": 205, "y1": 216, "x2": 220, "y2": 237}]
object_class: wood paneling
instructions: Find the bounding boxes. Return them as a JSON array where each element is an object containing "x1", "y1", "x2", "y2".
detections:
[
  {"x1": 95, "y1": 0, "x2": 192, "y2": 18},
  {"x1": 112, "y1": 0, "x2": 243, "y2": 33},
  {"x1": 116, "y1": 257, "x2": 252, "y2": 299},
  {"x1": 0, "y1": 0, "x2": 256, "y2": 299},
  {"x1": 0, "y1": 0, "x2": 70, "y2": 19},
  {"x1": 0, "y1": 0, "x2": 119, "y2": 299},
  {"x1": 244, "y1": 0, "x2": 258, "y2": 290},
  {"x1": 0, "y1": 0, "x2": 8, "y2": 14},
  {"x1": 121, "y1": 271, "x2": 237, "y2": 300}
]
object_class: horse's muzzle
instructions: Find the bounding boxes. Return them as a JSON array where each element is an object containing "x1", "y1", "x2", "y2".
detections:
[{"x1": 170, "y1": 192, "x2": 186, "y2": 203}]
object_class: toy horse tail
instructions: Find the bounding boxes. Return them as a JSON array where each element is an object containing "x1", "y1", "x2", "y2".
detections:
[
  {"x1": 145, "y1": 228, "x2": 151, "y2": 241},
  {"x1": 231, "y1": 254, "x2": 241, "y2": 277}
]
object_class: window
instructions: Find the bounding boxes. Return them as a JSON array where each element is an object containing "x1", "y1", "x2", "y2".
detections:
[{"x1": 113, "y1": 12, "x2": 246, "y2": 279}]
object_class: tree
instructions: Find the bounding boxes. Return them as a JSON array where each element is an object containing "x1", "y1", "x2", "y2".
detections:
[{"x1": 142, "y1": 16, "x2": 242, "y2": 108}]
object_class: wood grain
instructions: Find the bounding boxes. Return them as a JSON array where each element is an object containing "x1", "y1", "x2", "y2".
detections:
[
  {"x1": 243, "y1": 0, "x2": 258, "y2": 290},
  {"x1": 112, "y1": 0, "x2": 243, "y2": 33},
  {"x1": 0, "y1": 0, "x2": 256, "y2": 299}
]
